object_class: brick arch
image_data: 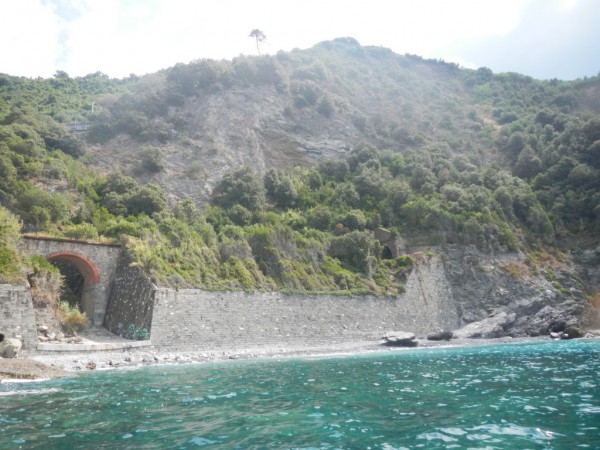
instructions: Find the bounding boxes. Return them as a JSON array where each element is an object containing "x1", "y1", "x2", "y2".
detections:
[{"x1": 47, "y1": 251, "x2": 101, "y2": 287}]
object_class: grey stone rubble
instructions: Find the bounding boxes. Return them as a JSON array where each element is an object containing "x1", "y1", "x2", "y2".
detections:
[{"x1": 22, "y1": 334, "x2": 600, "y2": 376}]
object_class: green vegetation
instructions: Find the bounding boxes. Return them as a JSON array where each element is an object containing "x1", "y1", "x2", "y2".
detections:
[
  {"x1": 0, "y1": 207, "x2": 22, "y2": 283},
  {"x1": 0, "y1": 39, "x2": 599, "y2": 295},
  {"x1": 55, "y1": 301, "x2": 89, "y2": 333},
  {"x1": 125, "y1": 325, "x2": 149, "y2": 340},
  {"x1": 26, "y1": 255, "x2": 63, "y2": 307}
]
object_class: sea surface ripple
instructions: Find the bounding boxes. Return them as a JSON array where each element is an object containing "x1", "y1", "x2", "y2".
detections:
[{"x1": 1, "y1": 339, "x2": 599, "y2": 449}]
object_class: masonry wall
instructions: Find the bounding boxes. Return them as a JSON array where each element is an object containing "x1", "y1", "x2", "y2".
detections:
[
  {"x1": 150, "y1": 255, "x2": 460, "y2": 350},
  {"x1": 104, "y1": 253, "x2": 156, "y2": 336},
  {"x1": 0, "y1": 284, "x2": 37, "y2": 350}
]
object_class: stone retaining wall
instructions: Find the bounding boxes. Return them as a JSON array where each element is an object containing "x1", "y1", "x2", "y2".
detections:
[
  {"x1": 2, "y1": 252, "x2": 461, "y2": 352},
  {"x1": 0, "y1": 284, "x2": 37, "y2": 350},
  {"x1": 150, "y1": 254, "x2": 459, "y2": 350}
]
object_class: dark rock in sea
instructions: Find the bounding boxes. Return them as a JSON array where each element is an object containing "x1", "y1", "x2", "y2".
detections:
[
  {"x1": 427, "y1": 330, "x2": 453, "y2": 341},
  {"x1": 381, "y1": 331, "x2": 417, "y2": 347}
]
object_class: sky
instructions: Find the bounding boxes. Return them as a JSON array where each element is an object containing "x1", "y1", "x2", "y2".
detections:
[{"x1": 2, "y1": 0, "x2": 599, "y2": 80}]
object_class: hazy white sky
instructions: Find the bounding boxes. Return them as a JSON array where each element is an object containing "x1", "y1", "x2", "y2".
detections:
[{"x1": 2, "y1": 0, "x2": 599, "y2": 80}]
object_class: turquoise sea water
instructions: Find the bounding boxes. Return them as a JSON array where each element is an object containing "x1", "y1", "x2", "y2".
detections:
[{"x1": 1, "y1": 340, "x2": 599, "y2": 449}]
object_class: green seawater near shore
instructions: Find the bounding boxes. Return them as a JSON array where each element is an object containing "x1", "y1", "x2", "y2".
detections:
[{"x1": 1, "y1": 340, "x2": 599, "y2": 449}]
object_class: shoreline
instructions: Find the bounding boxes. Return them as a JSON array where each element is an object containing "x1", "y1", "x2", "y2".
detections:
[{"x1": 0, "y1": 335, "x2": 560, "y2": 382}]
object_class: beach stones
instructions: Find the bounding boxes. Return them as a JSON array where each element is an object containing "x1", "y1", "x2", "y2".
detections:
[{"x1": 381, "y1": 331, "x2": 417, "y2": 347}]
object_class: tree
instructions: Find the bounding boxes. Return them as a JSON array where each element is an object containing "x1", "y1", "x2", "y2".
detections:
[
  {"x1": 341, "y1": 210, "x2": 367, "y2": 231},
  {"x1": 125, "y1": 184, "x2": 168, "y2": 216},
  {"x1": 249, "y1": 29, "x2": 266, "y2": 55},
  {"x1": 264, "y1": 169, "x2": 298, "y2": 208},
  {"x1": 513, "y1": 145, "x2": 541, "y2": 179},
  {"x1": 212, "y1": 166, "x2": 266, "y2": 212}
]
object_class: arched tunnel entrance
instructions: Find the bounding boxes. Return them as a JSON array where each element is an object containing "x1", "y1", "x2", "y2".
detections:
[
  {"x1": 47, "y1": 251, "x2": 101, "y2": 321},
  {"x1": 381, "y1": 246, "x2": 393, "y2": 260}
]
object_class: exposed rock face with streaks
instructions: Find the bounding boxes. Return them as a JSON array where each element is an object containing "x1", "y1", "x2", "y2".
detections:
[
  {"x1": 442, "y1": 247, "x2": 591, "y2": 338},
  {"x1": 88, "y1": 85, "x2": 359, "y2": 207}
]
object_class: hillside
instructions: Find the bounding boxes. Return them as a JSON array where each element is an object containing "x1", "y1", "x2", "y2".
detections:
[
  {"x1": 82, "y1": 39, "x2": 600, "y2": 208},
  {"x1": 0, "y1": 38, "x2": 599, "y2": 301}
]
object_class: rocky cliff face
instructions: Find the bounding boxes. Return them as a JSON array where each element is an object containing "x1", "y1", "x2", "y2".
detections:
[
  {"x1": 436, "y1": 247, "x2": 593, "y2": 338},
  {"x1": 87, "y1": 85, "x2": 362, "y2": 206}
]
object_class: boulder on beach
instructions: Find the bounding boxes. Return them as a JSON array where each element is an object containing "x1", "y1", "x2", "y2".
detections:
[
  {"x1": 0, "y1": 338, "x2": 22, "y2": 359},
  {"x1": 381, "y1": 331, "x2": 417, "y2": 347},
  {"x1": 560, "y1": 325, "x2": 585, "y2": 339},
  {"x1": 453, "y1": 311, "x2": 516, "y2": 339},
  {"x1": 427, "y1": 330, "x2": 453, "y2": 341}
]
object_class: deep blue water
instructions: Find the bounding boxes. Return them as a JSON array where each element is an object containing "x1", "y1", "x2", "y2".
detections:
[{"x1": 1, "y1": 339, "x2": 599, "y2": 449}]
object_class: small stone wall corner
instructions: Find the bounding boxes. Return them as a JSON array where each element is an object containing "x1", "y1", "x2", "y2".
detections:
[{"x1": 0, "y1": 284, "x2": 38, "y2": 350}]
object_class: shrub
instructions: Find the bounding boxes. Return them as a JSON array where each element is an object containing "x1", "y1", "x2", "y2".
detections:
[
  {"x1": 328, "y1": 230, "x2": 380, "y2": 274},
  {"x1": 26, "y1": 255, "x2": 62, "y2": 307},
  {"x1": 291, "y1": 80, "x2": 321, "y2": 107},
  {"x1": 396, "y1": 255, "x2": 413, "y2": 270},
  {"x1": 0, "y1": 207, "x2": 22, "y2": 282},
  {"x1": 55, "y1": 301, "x2": 89, "y2": 333},
  {"x1": 317, "y1": 95, "x2": 334, "y2": 117},
  {"x1": 0, "y1": 245, "x2": 21, "y2": 283},
  {"x1": 125, "y1": 324, "x2": 149, "y2": 340},
  {"x1": 306, "y1": 206, "x2": 332, "y2": 231},
  {"x1": 62, "y1": 223, "x2": 100, "y2": 240},
  {"x1": 212, "y1": 166, "x2": 266, "y2": 212},
  {"x1": 589, "y1": 292, "x2": 600, "y2": 309},
  {"x1": 227, "y1": 256, "x2": 254, "y2": 289},
  {"x1": 499, "y1": 260, "x2": 529, "y2": 279},
  {"x1": 340, "y1": 209, "x2": 367, "y2": 231},
  {"x1": 125, "y1": 184, "x2": 168, "y2": 216},
  {"x1": 139, "y1": 146, "x2": 165, "y2": 173}
]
